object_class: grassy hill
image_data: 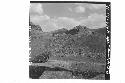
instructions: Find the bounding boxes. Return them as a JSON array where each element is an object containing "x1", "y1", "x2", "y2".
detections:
[{"x1": 29, "y1": 23, "x2": 106, "y2": 79}]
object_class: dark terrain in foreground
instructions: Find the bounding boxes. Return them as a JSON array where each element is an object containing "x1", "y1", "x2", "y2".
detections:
[
  {"x1": 29, "y1": 22, "x2": 106, "y2": 79},
  {"x1": 29, "y1": 66, "x2": 105, "y2": 79}
]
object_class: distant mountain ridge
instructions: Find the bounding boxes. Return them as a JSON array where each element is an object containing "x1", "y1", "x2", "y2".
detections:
[{"x1": 93, "y1": 27, "x2": 106, "y2": 35}]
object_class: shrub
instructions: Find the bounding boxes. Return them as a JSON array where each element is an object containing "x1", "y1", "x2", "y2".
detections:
[{"x1": 30, "y1": 51, "x2": 51, "y2": 63}]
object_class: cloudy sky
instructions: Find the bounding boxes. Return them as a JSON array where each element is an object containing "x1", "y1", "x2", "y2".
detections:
[{"x1": 30, "y1": 3, "x2": 106, "y2": 32}]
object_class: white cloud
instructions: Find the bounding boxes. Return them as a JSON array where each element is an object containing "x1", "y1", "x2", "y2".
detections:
[
  {"x1": 31, "y1": 18, "x2": 59, "y2": 32},
  {"x1": 30, "y1": 3, "x2": 106, "y2": 32},
  {"x1": 72, "y1": 3, "x2": 83, "y2": 6},
  {"x1": 30, "y1": 15, "x2": 53, "y2": 32},
  {"x1": 41, "y1": 20, "x2": 59, "y2": 32},
  {"x1": 68, "y1": 7, "x2": 73, "y2": 12},
  {"x1": 90, "y1": 4, "x2": 106, "y2": 9},
  {"x1": 30, "y1": 16, "x2": 81, "y2": 32},
  {"x1": 73, "y1": 3, "x2": 105, "y2": 10},
  {"x1": 30, "y1": 3, "x2": 43, "y2": 15},
  {"x1": 75, "y1": 6, "x2": 85, "y2": 13},
  {"x1": 30, "y1": 14, "x2": 106, "y2": 32},
  {"x1": 30, "y1": 15, "x2": 50, "y2": 24},
  {"x1": 29, "y1": 3, "x2": 57, "y2": 32},
  {"x1": 80, "y1": 13, "x2": 106, "y2": 29},
  {"x1": 29, "y1": 3, "x2": 81, "y2": 32},
  {"x1": 57, "y1": 17, "x2": 80, "y2": 30}
]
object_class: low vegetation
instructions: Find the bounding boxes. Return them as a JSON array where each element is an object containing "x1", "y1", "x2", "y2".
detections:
[{"x1": 29, "y1": 22, "x2": 106, "y2": 79}]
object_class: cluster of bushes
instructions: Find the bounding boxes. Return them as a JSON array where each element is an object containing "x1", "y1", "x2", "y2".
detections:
[{"x1": 30, "y1": 51, "x2": 51, "y2": 63}]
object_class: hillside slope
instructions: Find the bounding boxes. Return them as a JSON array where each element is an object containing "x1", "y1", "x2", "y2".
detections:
[{"x1": 29, "y1": 24, "x2": 106, "y2": 79}]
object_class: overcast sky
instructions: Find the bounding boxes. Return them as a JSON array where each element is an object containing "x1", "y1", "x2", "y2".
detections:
[{"x1": 30, "y1": 3, "x2": 106, "y2": 32}]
